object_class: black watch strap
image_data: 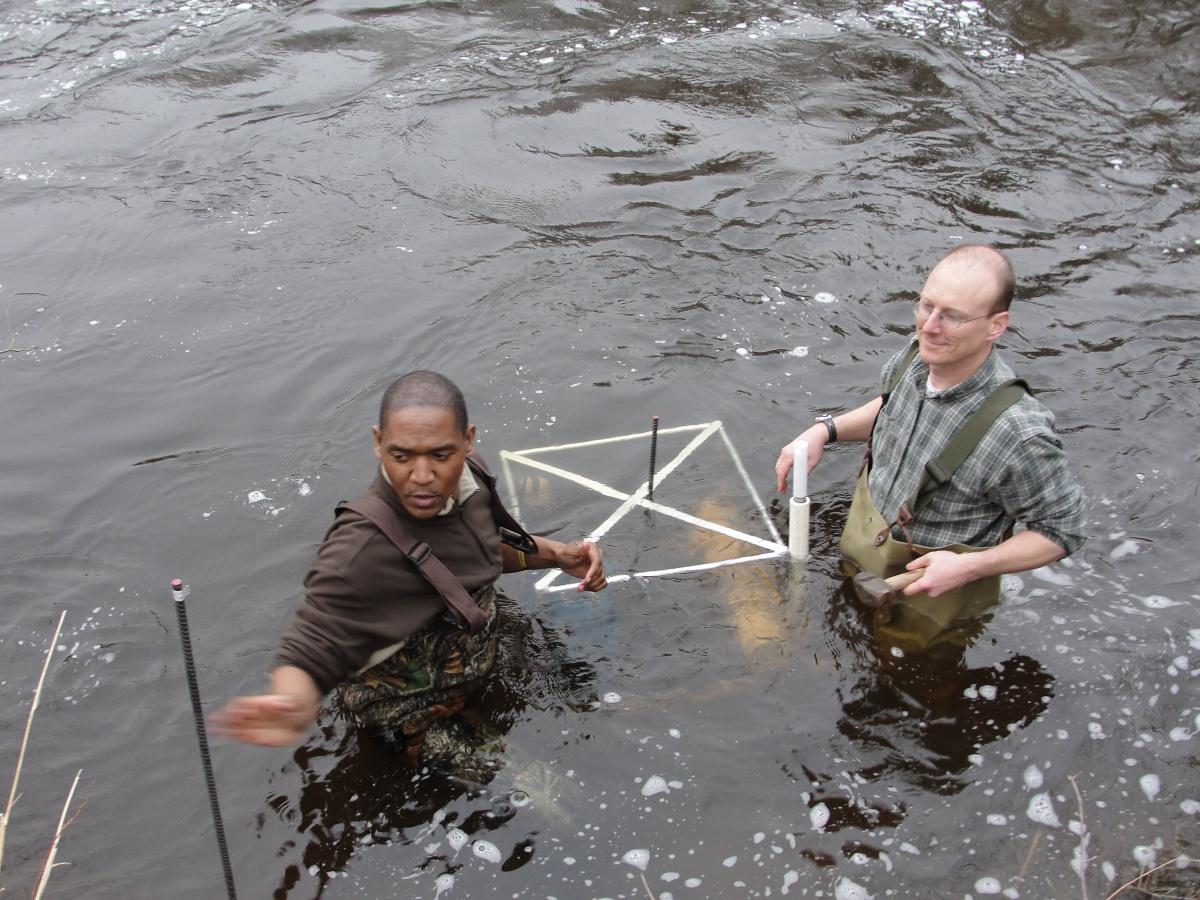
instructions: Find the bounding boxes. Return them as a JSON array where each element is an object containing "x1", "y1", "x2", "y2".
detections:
[{"x1": 816, "y1": 414, "x2": 837, "y2": 442}]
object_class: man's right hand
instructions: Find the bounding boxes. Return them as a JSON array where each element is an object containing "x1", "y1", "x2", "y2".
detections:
[
  {"x1": 213, "y1": 665, "x2": 322, "y2": 747},
  {"x1": 212, "y1": 695, "x2": 313, "y2": 747},
  {"x1": 774, "y1": 426, "x2": 828, "y2": 493}
]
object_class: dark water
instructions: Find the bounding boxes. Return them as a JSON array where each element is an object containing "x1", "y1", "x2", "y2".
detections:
[{"x1": 2, "y1": 0, "x2": 1198, "y2": 896}]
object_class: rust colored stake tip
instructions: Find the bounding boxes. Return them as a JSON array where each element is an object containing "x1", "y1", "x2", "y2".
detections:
[{"x1": 171, "y1": 578, "x2": 184, "y2": 590}]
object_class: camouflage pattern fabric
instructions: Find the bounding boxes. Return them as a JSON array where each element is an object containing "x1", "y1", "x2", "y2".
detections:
[{"x1": 338, "y1": 585, "x2": 500, "y2": 770}]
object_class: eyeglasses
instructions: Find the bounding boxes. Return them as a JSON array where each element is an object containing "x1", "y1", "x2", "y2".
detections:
[{"x1": 914, "y1": 299, "x2": 994, "y2": 329}]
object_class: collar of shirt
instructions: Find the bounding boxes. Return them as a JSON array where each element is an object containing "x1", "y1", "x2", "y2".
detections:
[
  {"x1": 378, "y1": 463, "x2": 480, "y2": 516},
  {"x1": 912, "y1": 348, "x2": 1001, "y2": 403}
]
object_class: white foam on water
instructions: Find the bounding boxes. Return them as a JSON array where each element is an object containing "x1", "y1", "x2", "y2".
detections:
[
  {"x1": 986, "y1": 814, "x2": 1008, "y2": 826},
  {"x1": 1022, "y1": 764, "x2": 1043, "y2": 790},
  {"x1": 1187, "y1": 629, "x2": 1200, "y2": 651},
  {"x1": 814, "y1": 292, "x2": 836, "y2": 303},
  {"x1": 1026, "y1": 792, "x2": 1061, "y2": 827},
  {"x1": 1031, "y1": 566, "x2": 1074, "y2": 586},
  {"x1": 668, "y1": 728, "x2": 681, "y2": 738},
  {"x1": 447, "y1": 828, "x2": 468, "y2": 852},
  {"x1": 662, "y1": 871, "x2": 679, "y2": 881},
  {"x1": 979, "y1": 685, "x2": 998, "y2": 701},
  {"x1": 1110, "y1": 539, "x2": 1139, "y2": 560},
  {"x1": 782, "y1": 870, "x2": 799, "y2": 894},
  {"x1": 899, "y1": 842, "x2": 920, "y2": 855},
  {"x1": 472, "y1": 840, "x2": 502, "y2": 864},
  {"x1": 1180, "y1": 799, "x2": 1200, "y2": 814},
  {"x1": 247, "y1": 490, "x2": 266, "y2": 503},
  {"x1": 723, "y1": 856, "x2": 737, "y2": 867},
  {"x1": 834, "y1": 876, "x2": 873, "y2": 899},
  {"x1": 641, "y1": 775, "x2": 669, "y2": 797},
  {"x1": 1102, "y1": 860, "x2": 1117, "y2": 881},
  {"x1": 1170, "y1": 727, "x2": 1191, "y2": 742},
  {"x1": 603, "y1": 691, "x2": 622, "y2": 704},
  {"x1": 1140, "y1": 773, "x2": 1162, "y2": 801},
  {"x1": 1133, "y1": 845, "x2": 1157, "y2": 867},
  {"x1": 810, "y1": 802, "x2": 830, "y2": 832},
  {"x1": 433, "y1": 873, "x2": 455, "y2": 898},
  {"x1": 685, "y1": 878, "x2": 701, "y2": 888},
  {"x1": 622, "y1": 848, "x2": 650, "y2": 870},
  {"x1": 975, "y1": 877, "x2": 1002, "y2": 894},
  {"x1": 1139, "y1": 595, "x2": 1181, "y2": 609}
]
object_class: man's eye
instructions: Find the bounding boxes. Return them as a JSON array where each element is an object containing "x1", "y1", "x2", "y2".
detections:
[
  {"x1": 434, "y1": 452, "x2": 451, "y2": 461},
  {"x1": 392, "y1": 454, "x2": 408, "y2": 462}
]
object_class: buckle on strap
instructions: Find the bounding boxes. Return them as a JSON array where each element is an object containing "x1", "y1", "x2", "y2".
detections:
[
  {"x1": 406, "y1": 541, "x2": 432, "y2": 566},
  {"x1": 924, "y1": 458, "x2": 951, "y2": 487}
]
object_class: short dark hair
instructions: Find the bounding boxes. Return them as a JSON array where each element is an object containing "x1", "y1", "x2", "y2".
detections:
[
  {"x1": 940, "y1": 243, "x2": 1015, "y2": 312},
  {"x1": 379, "y1": 371, "x2": 469, "y2": 431}
]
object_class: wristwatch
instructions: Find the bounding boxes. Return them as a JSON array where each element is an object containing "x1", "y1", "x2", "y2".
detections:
[{"x1": 815, "y1": 414, "x2": 837, "y2": 443}]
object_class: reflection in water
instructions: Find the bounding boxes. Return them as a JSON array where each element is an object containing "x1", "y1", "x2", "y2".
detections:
[
  {"x1": 261, "y1": 597, "x2": 595, "y2": 898},
  {"x1": 833, "y1": 580, "x2": 1053, "y2": 796}
]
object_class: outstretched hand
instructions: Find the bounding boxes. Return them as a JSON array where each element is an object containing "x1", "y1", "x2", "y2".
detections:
[
  {"x1": 212, "y1": 693, "x2": 313, "y2": 747},
  {"x1": 555, "y1": 540, "x2": 607, "y2": 592}
]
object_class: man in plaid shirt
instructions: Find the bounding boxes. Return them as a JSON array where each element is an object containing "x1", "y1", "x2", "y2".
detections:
[{"x1": 775, "y1": 244, "x2": 1084, "y2": 610}]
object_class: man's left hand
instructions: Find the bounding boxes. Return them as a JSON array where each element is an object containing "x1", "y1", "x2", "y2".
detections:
[
  {"x1": 903, "y1": 550, "x2": 978, "y2": 597},
  {"x1": 555, "y1": 540, "x2": 608, "y2": 592}
]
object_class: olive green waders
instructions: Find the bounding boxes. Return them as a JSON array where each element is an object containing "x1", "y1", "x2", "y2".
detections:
[{"x1": 839, "y1": 345, "x2": 1029, "y2": 657}]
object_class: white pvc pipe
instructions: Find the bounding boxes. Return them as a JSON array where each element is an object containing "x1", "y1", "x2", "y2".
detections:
[
  {"x1": 788, "y1": 495, "x2": 810, "y2": 561},
  {"x1": 791, "y1": 440, "x2": 808, "y2": 500}
]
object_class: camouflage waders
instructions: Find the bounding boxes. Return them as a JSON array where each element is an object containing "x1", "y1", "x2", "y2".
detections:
[{"x1": 338, "y1": 585, "x2": 504, "y2": 776}]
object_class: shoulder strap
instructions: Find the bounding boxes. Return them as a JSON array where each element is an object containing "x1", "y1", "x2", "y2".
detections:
[
  {"x1": 864, "y1": 341, "x2": 922, "y2": 471},
  {"x1": 882, "y1": 341, "x2": 921, "y2": 402},
  {"x1": 905, "y1": 378, "x2": 1030, "y2": 520},
  {"x1": 340, "y1": 496, "x2": 488, "y2": 634},
  {"x1": 466, "y1": 452, "x2": 538, "y2": 554}
]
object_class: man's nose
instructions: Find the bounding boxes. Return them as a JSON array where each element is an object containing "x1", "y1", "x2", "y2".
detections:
[
  {"x1": 921, "y1": 309, "x2": 944, "y2": 332},
  {"x1": 411, "y1": 457, "x2": 436, "y2": 483}
]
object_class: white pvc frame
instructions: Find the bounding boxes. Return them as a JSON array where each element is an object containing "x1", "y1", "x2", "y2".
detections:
[{"x1": 499, "y1": 421, "x2": 786, "y2": 592}]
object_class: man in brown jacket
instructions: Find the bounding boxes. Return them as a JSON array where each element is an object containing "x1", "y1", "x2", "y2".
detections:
[{"x1": 216, "y1": 371, "x2": 606, "y2": 766}]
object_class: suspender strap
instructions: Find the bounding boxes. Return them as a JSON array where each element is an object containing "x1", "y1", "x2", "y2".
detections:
[
  {"x1": 882, "y1": 341, "x2": 921, "y2": 401},
  {"x1": 340, "y1": 496, "x2": 489, "y2": 634},
  {"x1": 905, "y1": 378, "x2": 1030, "y2": 521},
  {"x1": 466, "y1": 453, "x2": 538, "y2": 554},
  {"x1": 865, "y1": 341, "x2": 922, "y2": 471}
]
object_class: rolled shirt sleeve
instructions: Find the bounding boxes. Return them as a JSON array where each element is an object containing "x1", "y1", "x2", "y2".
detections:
[{"x1": 991, "y1": 429, "x2": 1086, "y2": 556}]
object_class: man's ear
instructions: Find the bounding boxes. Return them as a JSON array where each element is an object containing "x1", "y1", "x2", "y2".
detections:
[
  {"x1": 464, "y1": 424, "x2": 476, "y2": 453},
  {"x1": 987, "y1": 310, "x2": 1010, "y2": 342},
  {"x1": 372, "y1": 424, "x2": 383, "y2": 459}
]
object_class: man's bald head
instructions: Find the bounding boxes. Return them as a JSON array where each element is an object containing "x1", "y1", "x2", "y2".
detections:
[
  {"x1": 379, "y1": 371, "x2": 469, "y2": 432},
  {"x1": 935, "y1": 244, "x2": 1015, "y2": 313}
]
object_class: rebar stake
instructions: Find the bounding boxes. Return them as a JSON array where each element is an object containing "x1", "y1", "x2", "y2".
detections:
[
  {"x1": 171, "y1": 578, "x2": 238, "y2": 900},
  {"x1": 648, "y1": 415, "x2": 660, "y2": 500}
]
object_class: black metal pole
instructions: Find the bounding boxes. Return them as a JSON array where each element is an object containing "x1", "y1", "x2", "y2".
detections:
[
  {"x1": 171, "y1": 578, "x2": 238, "y2": 900},
  {"x1": 648, "y1": 415, "x2": 660, "y2": 500}
]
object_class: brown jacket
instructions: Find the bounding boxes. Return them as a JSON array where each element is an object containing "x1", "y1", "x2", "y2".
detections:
[{"x1": 274, "y1": 467, "x2": 503, "y2": 694}]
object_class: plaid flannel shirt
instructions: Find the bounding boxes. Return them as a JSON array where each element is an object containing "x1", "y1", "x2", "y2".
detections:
[{"x1": 867, "y1": 340, "x2": 1085, "y2": 554}]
